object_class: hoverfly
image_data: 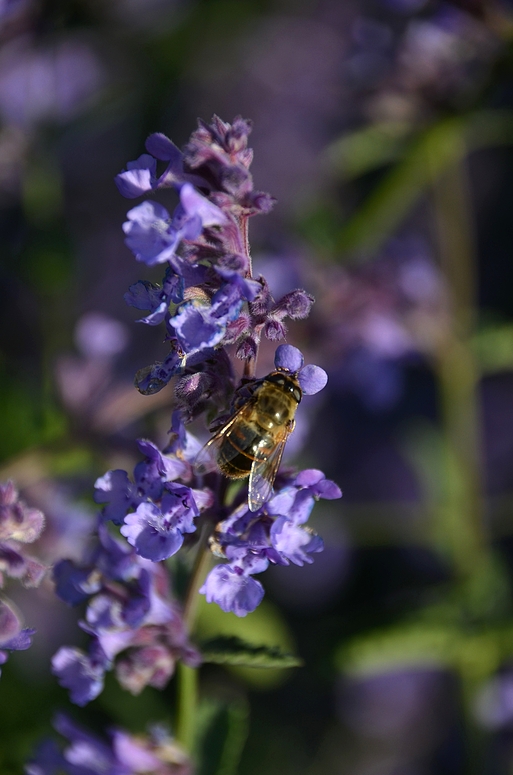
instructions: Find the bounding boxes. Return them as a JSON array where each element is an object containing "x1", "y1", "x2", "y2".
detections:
[{"x1": 195, "y1": 369, "x2": 302, "y2": 511}]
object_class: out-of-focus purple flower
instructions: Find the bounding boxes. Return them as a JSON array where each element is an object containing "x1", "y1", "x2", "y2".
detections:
[
  {"x1": 26, "y1": 713, "x2": 192, "y2": 775},
  {"x1": 0, "y1": 598, "x2": 35, "y2": 674},
  {"x1": 0, "y1": 480, "x2": 45, "y2": 544},
  {"x1": 74, "y1": 312, "x2": 129, "y2": 359},
  {"x1": 0, "y1": 37, "x2": 105, "y2": 127},
  {"x1": 475, "y1": 673, "x2": 513, "y2": 730},
  {"x1": 51, "y1": 646, "x2": 106, "y2": 706},
  {"x1": 52, "y1": 523, "x2": 201, "y2": 705},
  {"x1": 0, "y1": 481, "x2": 46, "y2": 587}
]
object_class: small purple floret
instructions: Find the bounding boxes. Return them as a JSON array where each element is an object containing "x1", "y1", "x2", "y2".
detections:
[
  {"x1": 273, "y1": 344, "x2": 328, "y2": 396},
  {"x1": 274, "y1": 344, "x2": 304, "y2": 373},
  {"x1": 52, "y1": 646, "x2": 105, "y2": 706},
  {"x1": 200, "y1": 564, "x2": 265, "y2": 617}
]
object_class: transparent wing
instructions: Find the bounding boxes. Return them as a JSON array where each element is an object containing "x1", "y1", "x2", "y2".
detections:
[
  {"x1": 248, "y1": 429, "x2": 289, "y2": 512},
  {"x1": 193, "y1": 402, "x2": 255, "y2": 475}
]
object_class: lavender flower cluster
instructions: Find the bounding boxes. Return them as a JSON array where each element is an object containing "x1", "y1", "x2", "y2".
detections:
[
  {"x1": 116, "y1": 116, "x2": 314, "y2": 415},
  {"x1": 0, "y1": 481, "x2": 46, "y2": 672},
  {"x1": 112, "y1": 117, "x2": 342, "y2": 619},
  {"x1": 52, "y1": 519, "x2": 200, "y2": 706},
  {"x1": 27, "y1": 713, "x2": 191, "y2": 775}
]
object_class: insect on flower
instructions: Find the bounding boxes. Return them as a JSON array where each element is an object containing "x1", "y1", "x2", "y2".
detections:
[{"x1": 195, "y1": 345, "x2": 328, "y2": 512}]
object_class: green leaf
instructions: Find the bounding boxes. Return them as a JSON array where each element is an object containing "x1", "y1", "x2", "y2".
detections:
[
  {"x1": 336, "y1": 602, "x2": 513, "y2": 687},
  {"x1": 471, "y1": 323, "x2": 513, "y2": 372},
  {"x1": 195, "y1": 594, "x2": 298, "y2": 688},
  {"x1": 200, "y1": 636, "x2": 303, "y2": 668},
  {"x1": 333, "y1": 110, "x2": 513, "y2": 257},
  {"x1": 195, "y1": 698, "x2": 249, "y2": 775},
  {"x1": 325, "y1": 121, "x2": 411, "y2": 180}
]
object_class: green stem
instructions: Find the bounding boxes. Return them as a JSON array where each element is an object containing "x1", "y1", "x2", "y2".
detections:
[
  {"x1": 176, "y1": 531, "x2": 213, "y2": 752},
  {"x1": 176, "y1": 662, "x2": 198, "y2": 752},
  {"x1": 183, "y1": 531, "x2": 213, "y2": 632},
  {"x1": 426, "y1": 134, "x2": 487, "y2": 578},
  {"x1": 427, "y1": 132, "x2": 488, "y2": 775}
]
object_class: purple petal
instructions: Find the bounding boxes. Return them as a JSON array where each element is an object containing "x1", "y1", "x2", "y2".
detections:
[
  {"x1": 145, "y1": 132, "x2": 182, "y2": 163},
  {"x1": 179, "y1": 183, "x2": 227, "y2": 227},
  {"x1": 0, "y1": 600, "x2": 22, "y2": 645},
  {"x1": 169, "y1": 302, "x2": 227, "y2": 354},
  {"x1": 115, "y1": 154, "x2": 156, "y2": 198},
  {"x1": 134, "y1": 348, "x2": 183, "y2": 396},
  {"x1": 274, "y1": 344, "x2": 304, "y2": 373},
  {"x1": 113, "y1": 731, "x2": 161, "y2": 772},
  {"x1": 1, "y1": 627, "x2": 35, "y2": 651},
  {"x1": 293, "y1": 469, "x2": 325, "y2": 488},
  {"x1": 52, "y1": 647, "x2": 105, "y2": 706},
  {"x1": 53, "y1": 559, "x2": 93, "y2": 605},
  {"x1": 25, "y1": 738, "x2": 66, "y2": 775},
  {"x1": 122, "y1": 201, "x2": 179, "y2": 266},
  {"x1": 200, "y1": 564, "x2": 264, "y2": 617},
  {"x1": 134, "y1": 524, "x2": 184, "y2": 561},
  {"x1": 294, "y1": 469, "x2": 342, "y2": 499},
  {"x1": 120, "y1": 506, "x2": 184, "y2": 561},
  {"x1": 124, "y1": 280, "x2": 162, "y2": 311},
  {"x1": 314, "y1": 479, "x2": 342, "y2": 499},
  {"x1": 298, "y1": 364, "x2": 328, "y2": 395},
  {"x1": 270, "y1": 517, "x2": 323, "y2": 566},
  {"x1": 215, "y1": 269, "x2": 261, "y2": 302},
  {"x1": 136, "y1": 439, "x2": 188, "y2": 480},
  {"x1": 93, "y1": 469, "x2": 137, "y2": 523}
]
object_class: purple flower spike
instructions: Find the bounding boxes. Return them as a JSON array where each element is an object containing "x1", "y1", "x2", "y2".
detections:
[
  {"x1": 298, "y1": 364, "x2": 328, "y2": 396},
  {"x1": 274, "y1": 344, "x2": 304, "y2": 373}
]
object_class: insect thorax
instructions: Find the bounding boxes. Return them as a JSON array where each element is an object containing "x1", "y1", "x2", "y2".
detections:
[{"x1": 256, "y1": 372, "x2": 301, "y2": 427}]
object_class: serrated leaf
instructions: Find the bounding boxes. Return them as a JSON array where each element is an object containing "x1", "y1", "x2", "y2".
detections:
[{"x1": 200, "y1": 636, "x2": 303, "y2": 668}]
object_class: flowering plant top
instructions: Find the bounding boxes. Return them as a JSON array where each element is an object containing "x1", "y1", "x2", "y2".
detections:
[
  {"x1": 116, "y1": 116, "x2": 314, "y2": 418},
  {"x1": 49, "y1": 116, "x2": 341, "y2": 712}
]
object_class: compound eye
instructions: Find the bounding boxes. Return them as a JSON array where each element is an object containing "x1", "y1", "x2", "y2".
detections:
[{"x1": 266, "y1": 373, "x2": 285, "y2": 387}]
